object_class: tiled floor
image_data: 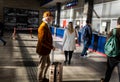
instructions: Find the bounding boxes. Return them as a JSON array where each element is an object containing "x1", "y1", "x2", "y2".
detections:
[{"x1": 0, "y1": 32, "x2": 119, "y2": 82}]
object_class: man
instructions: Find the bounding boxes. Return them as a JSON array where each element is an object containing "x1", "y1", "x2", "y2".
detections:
[
  {"x1": 100, "y1": 17, "x2": 120, "y2": 82},
  {"x1": 80, "y1": 20, "x2": 92, "y2": 58},
  {"x1": 0, "y1": 21, "x2": 6, "y2": 46},
  {"x1": 36, "y1": 11, "x2": 55, "y2": 82}
]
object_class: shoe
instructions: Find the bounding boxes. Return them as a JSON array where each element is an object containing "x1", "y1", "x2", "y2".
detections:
[
  {"x1": 3, "y1": 42, "x2": 6, "y2": 46},
  {"x1": 38, "y1": 80, "x2": 42, "y2": 82},
  {"x1": 80, "y1": 55, "x2": 87, "y2": 58},
  {"x1": 37, "y1": 79, "x2": 43, "y2": 82},
  {"x1": 80, "y1": 55, "x2": 84, "y2": 58},
  {"x1": 100, "y1": 78, "x2": 104, "y2": 82},
  {"x1": 64, "y1": 61, "x2": 67, "y2": 65},
  {"x1": 42, "y1": 77, "x2": 49, "y2": 82},
  {"x1": 83, "y1": 55, "x2": 88, "y2": 58},
  {"x1": 68, "y1": 61, "x2": 71, "y2": 65}
]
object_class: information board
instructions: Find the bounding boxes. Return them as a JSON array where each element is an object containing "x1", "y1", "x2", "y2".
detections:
[{"x1": 4, "y1": 7, "x2": 39, "y2": 30}]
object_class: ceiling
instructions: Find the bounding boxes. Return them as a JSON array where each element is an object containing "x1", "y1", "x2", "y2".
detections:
[
  {"x1": 41, "y1": 0, "x2": 72, "y2": 7},
  {"x1": 41, "y1": 0, "x2": 117, "y2": 8}
]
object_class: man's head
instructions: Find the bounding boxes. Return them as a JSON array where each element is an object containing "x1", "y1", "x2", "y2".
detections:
[
  {"x1": 117, "y1": 17, "x2": 120, "y2": 25},
  {"x1": 43, "y1": 11, "x2": 53, "y2": 24},
  {"x1": 86, "y1": 20, "x2": 91, "y2": 26},
  {"x1": 86, "y1": 20, "x2": 91, "y2": 24}
]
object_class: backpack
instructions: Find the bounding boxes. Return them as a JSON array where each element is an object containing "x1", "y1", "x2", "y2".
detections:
[{"x1": 104, "y1": 29, "x2": 120, "y2": 57}]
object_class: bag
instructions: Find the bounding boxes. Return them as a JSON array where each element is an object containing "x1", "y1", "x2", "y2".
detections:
[
  {"x1": 49, "y1": 50, "x2": 63, "y2": 82},
  {"x1": 104, "y1": 29, "x2": 120, "y2": 57},
  {"x1": 49, "y1": 62, "x2": 63, "y2": 82}
]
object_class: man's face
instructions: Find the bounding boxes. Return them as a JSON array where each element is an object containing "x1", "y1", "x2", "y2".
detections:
[{"x1": 46, "y1": 16, "x2": 53, "y2": 24}]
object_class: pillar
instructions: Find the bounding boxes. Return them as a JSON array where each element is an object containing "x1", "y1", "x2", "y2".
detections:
[
  {"x1": 56, "y1": 2, "x2": 61, "y2": 27},
  {"x1": 83, "y1": 0, "x2": 94, "y2": 24}
]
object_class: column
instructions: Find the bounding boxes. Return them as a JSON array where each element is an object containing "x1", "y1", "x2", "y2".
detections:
[
  {"x1": 56, "y1": 2, "x2": 61, "y2": 27},
  {"x1": 0, "y1": 0, "x2": 3, "y2": 21},
  {"x1": 83, "y1": 0, "x2": 94, "y2": 24}
]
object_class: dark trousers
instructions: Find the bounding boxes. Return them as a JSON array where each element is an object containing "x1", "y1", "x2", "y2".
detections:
[
  {"x1": 104, "y1": 57, "x2": 120, "y2": 82},
  {"x1": 81, "y1": 40, "x2": 91, "y2": 56},
  {"x1": 64, "y1": 51, "x2": 73, "y2": 63}
]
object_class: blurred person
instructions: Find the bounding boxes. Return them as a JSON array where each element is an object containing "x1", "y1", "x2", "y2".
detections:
[
  {"x1": 75, "y1": 25, "x2": 80, "y2": 45},
  {"x1": 0, "y1": 21, "x2": 6, "y2": 46},
  {"x1": 63, "y1": 22, "x2": 76, "y2": 65},
  {"x1": 93, "y1": 31, "x2": 99, "y2": 52},
  {"x1": 80, "y1": 20, "x2": 92, "y2": 58},
  {"x1": 79, "y1": 24, "x2": 84, "y2": 46},
  {"x1": 100, "y1": 17, "x2": 120, "y2": 82},
  {"x1": 36, "y1": 11, "x2": 55, "y2": 82}
]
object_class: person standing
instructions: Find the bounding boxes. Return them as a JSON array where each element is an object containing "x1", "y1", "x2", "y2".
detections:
[
  {"x1": 63, "y1": 22, "x2": 76, "y2": 65},
  {"x1": 0, "y1": 21, "x2": 6, "y2": 46},
  {"x1": 36, "y1": 11, "x2": 55, "y2": 82},
  {"x1": 75, "y1": 25, "x2": 80, "y2": 45},
  {"x1": 93, "y1": 31, "x2": 99, "y2": 52},
  {"x1": 80, "y1": 20, "x2": 92, "y2": 58},
  {"x1": 100, "y1": 17, "x2": 120, "y2": 82}
]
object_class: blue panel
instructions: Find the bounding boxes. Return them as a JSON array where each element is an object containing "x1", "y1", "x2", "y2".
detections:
[
  {"x1": 78, "y1": 32, "x2": 81, "y2": 44},
  {"x1": 50, "y1": 26, "x2": 54, "y2": 35},
  {"x1": 97, "y1": 36, "x2": 106, "y2": 53},
  {"x1": 56, "y1": 28, "x2": 64, "y2": 38},
  {"x1": 89, "y1": 34, "x2": 94, "y2": 49}
]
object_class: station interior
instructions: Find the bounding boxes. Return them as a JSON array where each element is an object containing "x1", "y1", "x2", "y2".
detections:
[{"x1": 0, "y1": 0, "x2": 120, "y2": 82}]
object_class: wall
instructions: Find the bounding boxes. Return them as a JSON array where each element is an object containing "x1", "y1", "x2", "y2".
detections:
[
  {"x1": 59, "y1": 0, "x2": 120, "y2": 34},
  {"x1": 0, "y1": 0, "x2": 47, "y2": 23},
  {"x1": 93, "y1": 0, "x2": 120, "y2": 33}
]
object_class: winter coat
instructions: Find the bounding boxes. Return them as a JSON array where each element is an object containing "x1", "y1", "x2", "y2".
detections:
[
  {"x1": 63, "y1": 29, "x2": 76, "y2": 51},
  {"x1": 36, "y1": 21, "x2": 53, "y2": 56}
]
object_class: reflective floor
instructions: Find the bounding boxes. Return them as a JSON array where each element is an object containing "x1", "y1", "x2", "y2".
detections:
[{"x1": 0, "y1": 32, "x2": 119, "y2": 82}]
